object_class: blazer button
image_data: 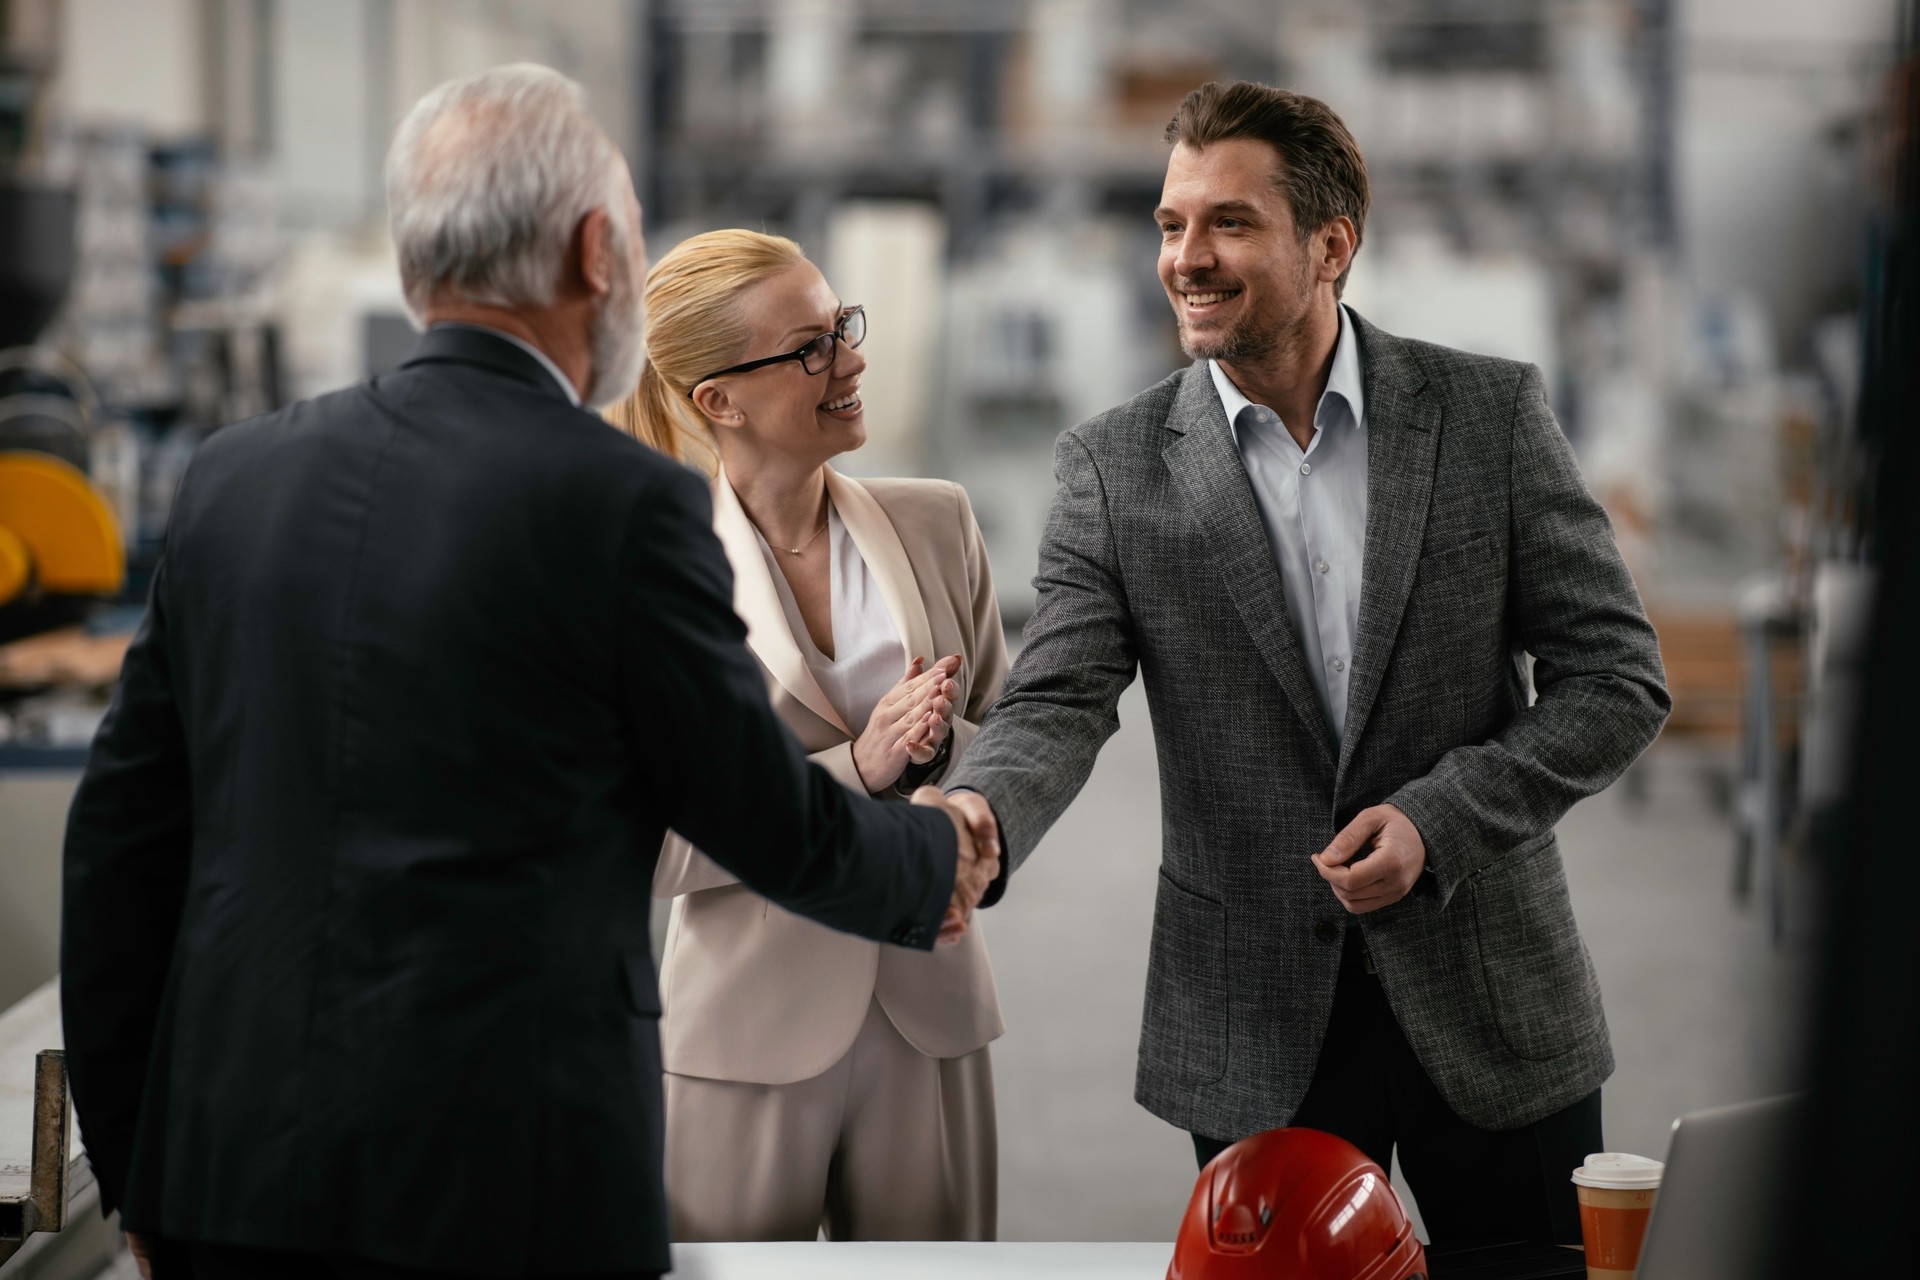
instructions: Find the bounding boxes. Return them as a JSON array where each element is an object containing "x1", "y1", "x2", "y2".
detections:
[{"x1": 1315, "y1": 918, "x2": 1339, "y2": 943}]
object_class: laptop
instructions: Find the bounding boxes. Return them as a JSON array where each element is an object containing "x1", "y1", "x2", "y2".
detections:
[
  {"x1": 1637, "y1": 1094, "x2": 1799, "y2": 1280},
  {"x1": 1427, "y1": 1094, "x2": 1799, "y2": 1280}
]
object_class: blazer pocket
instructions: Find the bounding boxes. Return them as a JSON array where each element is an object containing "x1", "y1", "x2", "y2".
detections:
[
  {"x1": 1470, "y1": 835, "x2": 1604, "y2": 1061},
  {"x1": 1139, "y1": 869, "x2": 1229, "y2": 1088},
  {"x1": 622, "y1": 951, "x2": 662, "y2": 1017},
  {"x1": 1413, "y1": 530, "x2": 1493, "y2": 582}
]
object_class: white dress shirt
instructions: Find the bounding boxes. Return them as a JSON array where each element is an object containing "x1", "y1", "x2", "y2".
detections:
[
  {"x1": 757, "y1": 506, "x2": 907, "y2": 735},
  {"x1": 431, "y1": 322, "x2": 582, "y2": 406},
  {"x1": 1210, "y1": 303, "x2": 1368, "y2": 744}
]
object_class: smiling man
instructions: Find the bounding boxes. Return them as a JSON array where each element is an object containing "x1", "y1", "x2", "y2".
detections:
[{"x1": 944, "y1": 81, "x2": 1669, "y2": 1247}]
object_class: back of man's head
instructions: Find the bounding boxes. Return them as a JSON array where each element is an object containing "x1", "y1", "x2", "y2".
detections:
[{"x1": 386, "y1": 63, "x2": 630, "y2": 324}]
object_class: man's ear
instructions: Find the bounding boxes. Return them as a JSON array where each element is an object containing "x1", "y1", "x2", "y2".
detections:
[
  {"x1": 576, "y1": 206, "x2": 615, "y2": 300},
  {"x1": 1320, "y1": 215, "x2": 1358, "y2": 286},
  {"x1": 691, "y1": 381, "x2": 741, "y2": 431}
]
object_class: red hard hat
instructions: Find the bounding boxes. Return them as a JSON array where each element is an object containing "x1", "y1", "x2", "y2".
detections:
[{"x1": 1167, "y1": 1128, "x2": 1427, "y2": 1280}]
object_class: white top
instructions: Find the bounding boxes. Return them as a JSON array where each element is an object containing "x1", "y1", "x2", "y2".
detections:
[
  {"x1": 1209, "y1": 302, "x2": 1369, "y2": 743},
  {"x1": 756, "y1": 506, "x2": 907, "y2": 735}
]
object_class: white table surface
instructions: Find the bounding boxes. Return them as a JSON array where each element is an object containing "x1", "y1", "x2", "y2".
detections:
[{"x1": 668, "y1": 1242, "x2": 1172, "y2": 1279}]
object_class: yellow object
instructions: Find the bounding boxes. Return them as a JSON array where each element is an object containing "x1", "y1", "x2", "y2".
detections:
[
  {"x1": 0, "y1": 525, "x2": 29, "y2": 605},
  {"x1": 0, "y1": 451, "x2": 125, "y2": 596}
]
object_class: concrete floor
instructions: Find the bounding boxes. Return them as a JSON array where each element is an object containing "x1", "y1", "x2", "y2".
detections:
[{"x1": 976, "y1": 680, "x2": 1816, "y2": 1242}]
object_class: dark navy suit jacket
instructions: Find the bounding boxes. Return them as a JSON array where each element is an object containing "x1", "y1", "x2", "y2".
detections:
[{"x1": 60, "y1": 327, "x2": 955, "y2": 1275}]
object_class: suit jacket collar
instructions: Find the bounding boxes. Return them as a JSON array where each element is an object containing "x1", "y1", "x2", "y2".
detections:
[
  {"x1": 1158, "y1": 308, "x2": 1440, "y2": 780},
  {"x1": 711, "y1": 466, "x2": 934, "y2": 741},
  {"x1": 826, "y1": 468, "x2": 937, "y2": 674},
  {"x1": 1207, "y1": 302, "x2": 1367, "y2": 445},
  {"x1": 1162, "y1": 355, "x2": 1341, "y2": 773},
  {"x1": 399, "y1": 325, "x2": 578, "y2": 405},
  {"x1": 1338, "y1": 311, "x2": 1440, "y2": 785}
]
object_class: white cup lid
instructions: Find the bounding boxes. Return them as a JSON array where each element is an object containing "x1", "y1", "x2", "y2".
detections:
[{"x1": 1571, "y1": 1152, "x2": 1664, "y2": 1189}]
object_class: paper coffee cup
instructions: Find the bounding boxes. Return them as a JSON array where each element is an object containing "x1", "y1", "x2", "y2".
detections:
[{"x1": 1571, "y1": 1153, "x2": 1663, "y2": 1280}]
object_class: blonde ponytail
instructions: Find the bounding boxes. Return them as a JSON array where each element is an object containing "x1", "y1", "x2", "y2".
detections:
[
  {"x1": 604, "y1": 228, "x2": 809, "y2": 479},
  {"x1": 606, "y1": 357, "x2": 719, "y2": 474}
]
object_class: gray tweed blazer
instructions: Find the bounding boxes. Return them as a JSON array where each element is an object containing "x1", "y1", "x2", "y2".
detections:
[{"x1": 948, "y1": 311, "x2": 1670, "y2": 1138}]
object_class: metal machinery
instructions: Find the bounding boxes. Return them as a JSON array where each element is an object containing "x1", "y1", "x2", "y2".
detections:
[
  {"x1": 0, "y1": 354, "x2": 128, "y2": 645},
  {"x1": 0, "y1": 31, "x2": 126, "y2": 1273},
  {"x1": 0, "y1": 13, "x2": 130, "y2": 657},
  {"x1": 0, "y1": 158, "x2": 125, "y2": 641}
]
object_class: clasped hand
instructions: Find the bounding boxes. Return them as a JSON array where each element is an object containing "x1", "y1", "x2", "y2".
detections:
[
  {"x1": 910, "y1": 786, "x2": 1000, "y2": 947},
  {"x1": 852, "y1": 654, "x2": 962, "y2": 792}
]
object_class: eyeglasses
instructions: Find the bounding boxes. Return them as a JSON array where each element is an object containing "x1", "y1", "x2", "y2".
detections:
[{"x1": 690, "y1": 305, "x2": 867, "y2": 397}]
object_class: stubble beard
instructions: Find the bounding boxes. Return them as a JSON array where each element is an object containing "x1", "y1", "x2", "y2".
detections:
[
  {"x1": 1174, "y1": 255, "x2": 1319, "y2": 366},
  {"x1": 1180, "y1": 308, "x2": 1285, "y2": 364}
]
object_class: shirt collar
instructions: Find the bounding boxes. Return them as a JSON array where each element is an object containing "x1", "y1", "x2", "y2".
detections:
[
  {"x1": 1208, "y1": 302, "x2": 1366, "y2": 439},
  {"x1": 430, "y1": 322, "x2": 582, "y2": 407}
]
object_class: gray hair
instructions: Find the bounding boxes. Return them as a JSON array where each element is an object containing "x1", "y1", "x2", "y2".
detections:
[{"x1": 386, "y1": 63, "x2": 631, "y2": 322}]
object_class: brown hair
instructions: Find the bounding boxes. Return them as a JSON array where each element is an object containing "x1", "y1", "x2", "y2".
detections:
[
  {"x1": 604, "y1": 228, "x2": 810, "y2": 473},
  {"x1": 1165, "y1": 81, "x2": 1370, "y2": 297}
]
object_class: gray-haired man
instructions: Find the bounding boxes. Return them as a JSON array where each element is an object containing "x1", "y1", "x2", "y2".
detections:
[
  {"x1": 947, "y1": 80, "x2": 1669, "y2": 1247},
  {"x1": 60, "y1": 65, "x2": 992, "y2": 1280}
]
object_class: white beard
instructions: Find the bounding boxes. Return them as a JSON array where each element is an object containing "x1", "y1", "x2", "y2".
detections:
[{"x1": 582, "y1": 260, "x2": 646, "y2": 411}]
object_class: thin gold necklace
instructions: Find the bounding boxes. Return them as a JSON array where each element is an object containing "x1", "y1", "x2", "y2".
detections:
[
  {"x1": 752, "y1": 501, "x2": 830, "y2": 556},
  {"x1": 781, "y1": 515, "x2": 829, "y2": 556}
]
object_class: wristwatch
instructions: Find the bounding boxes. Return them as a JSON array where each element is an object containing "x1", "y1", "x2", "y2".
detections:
[{"x1": 891, "y1": 732, "x2": 953, "y2": 797}]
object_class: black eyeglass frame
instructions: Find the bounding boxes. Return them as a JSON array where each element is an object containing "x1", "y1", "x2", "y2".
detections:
[{"x1": 689, "y1": 305, "x2": 866, "y2": 399}]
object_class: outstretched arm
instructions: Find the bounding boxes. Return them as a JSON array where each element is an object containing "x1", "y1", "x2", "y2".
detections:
[
  {"x1": 945, "y1": 430, "x2": 1139, "y2": 904},
  {"x1": 651, "y1": 737, "x2": 867, "y2": 899}
]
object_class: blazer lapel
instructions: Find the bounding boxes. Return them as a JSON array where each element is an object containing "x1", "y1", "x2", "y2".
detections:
[
  {"x1": 710, "y1": 470, "x2": 854, "y2": 737},
  {"x1": 826, "y1": 468, "x2": 937, "y2": 670},
  {"x1": 1162, "y1": 360, "x2": 1339, "y2": 772},
  {"x1": 1337, "y1": 314, "x2": 1441, "y2": 783}
]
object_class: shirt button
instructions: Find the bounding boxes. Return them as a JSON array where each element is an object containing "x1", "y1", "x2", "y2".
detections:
[
  {"x1": 1332, "y1": 658, "x2": 1346, "y2": 672},
  {"x1": 1316, "y1": 560, "x2": 1329, "y2": 574},
  {"x1": 1300, "y1": 462, "x2": 1311, "y2": 475}
]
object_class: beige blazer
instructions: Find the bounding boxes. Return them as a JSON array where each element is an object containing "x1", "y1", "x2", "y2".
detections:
[{"x1": 654, "y1": 467, "x2": 1009, "y2": 1085}]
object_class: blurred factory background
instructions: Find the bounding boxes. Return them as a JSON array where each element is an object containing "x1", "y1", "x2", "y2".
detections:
[{"x1": 0, "y1": 0, "x2": 1908, "y2": 1259}]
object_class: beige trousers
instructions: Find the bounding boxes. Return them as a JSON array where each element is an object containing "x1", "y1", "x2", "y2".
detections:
[{"x1": 663, "y1": 996, "x2": 997, "y2": 1241}]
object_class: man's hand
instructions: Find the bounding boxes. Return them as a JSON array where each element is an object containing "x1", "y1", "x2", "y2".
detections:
[
  {"x1": 912, "y1": 786, "x2": 999, "y2": 944},
  {"x1": 125, "y1": 1230, "x2": 156, "y2": 1279},
  {"x1": 940, "y1": 789, "x2": 1002, "y2": 941},
  {"x1": 943, "y1": 789, "x2": 1001, "y2": 863},
  {"x1": 1313, "y1": 804, "x2": 1426, "y2": 914}
]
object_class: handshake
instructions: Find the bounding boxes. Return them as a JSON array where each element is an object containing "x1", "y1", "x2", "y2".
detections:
[{"x1": 909, "y1": 788, "x2": 1002, "y2": 946}]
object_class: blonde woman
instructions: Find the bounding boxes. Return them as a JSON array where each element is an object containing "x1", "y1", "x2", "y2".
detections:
[{"x1": 609, "y1": 230, "x2": 1006, "y2": 1242}]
